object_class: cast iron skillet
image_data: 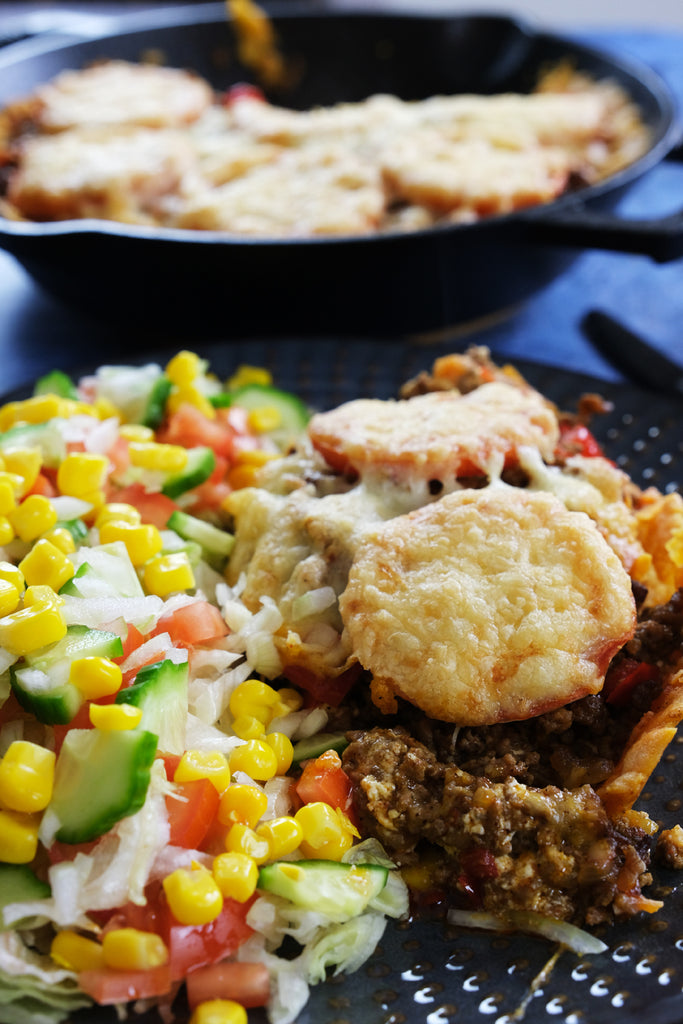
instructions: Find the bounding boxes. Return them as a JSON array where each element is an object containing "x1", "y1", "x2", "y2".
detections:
[{"x1": 0, "y1": 2, "x2": 681, "y2": 337}]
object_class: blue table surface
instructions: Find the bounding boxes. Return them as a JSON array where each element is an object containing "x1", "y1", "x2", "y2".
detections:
[{"x1": 0, "y1": 22, "x2": 681, "y2": 394}]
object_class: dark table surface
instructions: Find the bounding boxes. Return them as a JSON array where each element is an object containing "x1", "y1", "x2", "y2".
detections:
[{"x1": 0, "y1": 7, "x2": 682, "y2": 395}]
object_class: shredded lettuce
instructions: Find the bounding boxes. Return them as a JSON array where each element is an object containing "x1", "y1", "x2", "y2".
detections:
[
  {"x1": 0, "y1": 932, "x2": 91, "y2": 1024},
  {"x1": 446, "y1": 907, "x2": 608, "y2": 955}
]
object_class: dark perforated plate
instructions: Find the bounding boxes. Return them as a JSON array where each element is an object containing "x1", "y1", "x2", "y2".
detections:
[{"x1": 11, "y1": 338, "x2": 681, "y2": 1024}]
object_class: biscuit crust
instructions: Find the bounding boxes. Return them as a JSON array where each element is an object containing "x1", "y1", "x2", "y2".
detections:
[
  {"x1": 308, "y1": 381, "x2": 559, "y2": 484},
  {"x1": 340, "y1": 486, "x2": 636, "y2": 725}
]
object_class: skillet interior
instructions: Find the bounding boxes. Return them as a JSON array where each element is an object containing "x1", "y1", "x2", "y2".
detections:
[{"x1": 0, "y1": 3, "x2": 677, "y2": 336}]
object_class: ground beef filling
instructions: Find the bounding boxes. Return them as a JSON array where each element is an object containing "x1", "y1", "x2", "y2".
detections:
[{"x1": 343, "y1": 726, "x2": 653, "y2": 926}]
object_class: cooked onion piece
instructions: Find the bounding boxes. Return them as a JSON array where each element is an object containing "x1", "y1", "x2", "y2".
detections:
[
  {"x1": 308, "y1": 381, "x2": 559, "y2": 484},
  {"x1": 340, "y1": 486, "x2": 636, "y2": 725}
]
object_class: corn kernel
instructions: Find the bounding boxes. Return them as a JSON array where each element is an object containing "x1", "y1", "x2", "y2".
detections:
[
  {"x1": 9, "y1": 495, "x2": 58, "y2": 542},
  {"x1": 57, "y1": 453, "x2": 109, "y2": 499},
  {"x1": 0, "y1": 562, "x2": 24, "y2": 594},
  {"x1": 295, "y1": 802, "x2": 354, "y2": 861},
  {"x1": 167, "y1": 385, "x2": 215, "y2": 420},
  {"x1": 264, "y1": 732, "x2": 293, "y2": 776},
  {"x1": 51, "y1": 930, "x2": 105, "y2": 972},
  {"x1": 190, "y1": 999, "x2": 248, "y2": 1024},
  {"x1": 129, "y1": 442, "x2": 188, "y2": 473},
  {"x1": 19, "y1": 539, "x2": 75, "y2": 592},
  {"x1": 0, "y1": 517, "x2": 14, "y2": 545},
  {"x1": 256, "y1": 816, "x2": 303, "y2": 859},
  {"x1": 0, "y1": 598, "x2": 66, "y2": 655},
  {"x1": 15, "y1": 395, "x2": 61, "y2": 425},
  {"x1": 231, "y1": 714, "x2": 265, "y2": 741},
  {"x1": 142, "y1": 552, "x2": 195, "y2": 597},
  {"x1": 3, "y1": 448, "x2": 42, "y2": 494},
  {"x1": 229, "y1": 680, "x2": 279, "y2": 720},
  {"x1": 0, "y1": 580, "x2": 20, "y2": 617},
  {"x1": 212, "y1": 851, "x2": 258, "y2": 903},
  {"x1": 0, "y1": 740, "x2": 55, "y2": 813},
  {"x1": 94, "y1": 503, "x2": 141, "y2": 529},
  {"x1": 225, "y1": 823, "x2": 270, "y2": 864},
  {"x1": 99, "y1": 521, "x2": 163, "y2": 565},
  {"x1": 0, "y1": 476, "x2": 17, "y2": 516},
  {"x1": 247, "y1": 407, "x2": 282, "y2": 434},
  {"x1": 93, "y1": 396, "x2": 120, "y2": 421},
  {"x1": 118, "y1": 424, "x2": 154, "y2": 443},
  {"x1": 217, "y1": 784, "x2": 268, "y2": 829},
  {"x1": 89, "y1": 702, "x2": 142, "y2": 731},
  {"x1": 0, "y1": 403, "x2": 20, "y2": 432},
  {"x1": 163, "y1": 865, "x2": 224, "y2": 926},
  {"x1": 227, "y1": 365, "x2": 272, "y2": 390},
  {"x1": 102, "y1": 928, "x2": 168, "y2": 971},
  {"x1": 227, "y1": 465, "x2": 258, "y2": 491},
  {"x1": 23, "y1": 583, "x2": 60, "y2": 608},
  {"x1": 41, "y1": 526, "x2": 76, "y2": 555},
  {"x1": 0, "y1": 808, "x2": 39, "y2": 862},
  {"x1": 233, "y1": 448, "x2": 280, "y2": 468},
  {"x1": 69, "y1": 656, "x2": 122, "y2": 699},
  {"x1": 174, "y1": 750, "x2": 231, "y2": 795},
  {"x1": 229, "y1": 740, "x2": 278, "y2": 782},
  {"x1": 166, "y1": 351, "x2": 203, "y2": 387}
]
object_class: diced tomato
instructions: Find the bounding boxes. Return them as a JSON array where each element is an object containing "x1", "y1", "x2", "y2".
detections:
[
  {"x1": 166, "y1": 779, "x2": 220, "y2": 850},
  {"x1": 106, "y1": 435, "x2": 131, "y2": 480},
  {"x1": 108, "y1": 483, "x2": 177, "y2": 528},
  {"x1": 187, "y1": 478, "x2": 232, "y2": 513},
  {"x1": 186, "y1": 961, "x2": 270, "y2": 1010},
  {"x1": 223, "y1": 82, "x2": 266, "y2": 106},
  {"x1": 78, "y1": 965, "x2": 173, "y2": 1005},
  {"x1": 160, "y1": 753, "x2": 182, "y2": 779},
  {"x1": 48, "y1": 837, "x2": 101, "y2": 865},
  {"x1": 114, "y1": 623, "x2": 148, "y2": 664},
  {"x1": 105, "y1": 882, "x2": 254, "y2": 983},
  {"x1": 27, "y1": 472, "x2": 57, "y2": 497},
  {"x1": 556, "y1": 422, "x2": 605, "y2": 460},
  {"x1": 295, "y1": 749, "x2": 355, "y2": 820},
  {"x1": 152, "y1": 601, "x2": 229, "y2": 649},
  {"x1": 165, "y1": 897, "x2": 254, "y2": 981},
  {"x1": 604, "y1": 658, "x2": 660, "y2": 707},
  {"x1": 52, "y1": 691, "x2": 120, "y2": 754},
  {"x1": 283, "y1": 664, "x2": 361, "y2": 707},
  {"x1": 157, "y1": 403, "x2": 237, "y2": 459}
]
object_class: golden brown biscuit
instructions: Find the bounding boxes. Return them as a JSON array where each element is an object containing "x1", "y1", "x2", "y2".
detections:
[
  {"x1": 308, "y1": 381, "x2": 559, "y2": 484},
  {"x1": 339, "y1": 486, "x2": 636, "y2": 725}
]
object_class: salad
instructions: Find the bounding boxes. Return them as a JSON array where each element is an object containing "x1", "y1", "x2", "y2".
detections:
[{"x1": 0, "y1": 352, "x2": 408, "y2": 1024}]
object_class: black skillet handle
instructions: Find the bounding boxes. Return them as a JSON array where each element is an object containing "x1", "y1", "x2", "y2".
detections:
[{"x1": 518, "y1": 144, "x2": 683, "y2": 263}]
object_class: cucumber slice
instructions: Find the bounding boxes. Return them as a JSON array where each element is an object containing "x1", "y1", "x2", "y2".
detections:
[
  {"x1": 34, "y1": 369, "x2": 78, "y2": 401},
  {"x1": 257, "y1": 860, "x2": 388, "y2": 922},
  {"x1": 166, "y1": 510, "x2": 235, "y2": 570},
  {"x1": 161, "y1": 446, "x2": 215, "y2": 499},
  {"x1": 0, "y1": 864, "x2": 51, "y2": 929},
  {"x1": 291, "y1": 732, "x2": 349, "y2": 763},
  {"x1": 116, "y1": 657, "x2": 188, "y2": 755},
  {"x1": 49, "y1": 727, "x2": 158, "y2": 844},
  {"x1": 142, "y1": 374, "x2": 173, "y2": 429},
  {"x1": 26, "y1": 624, "x2": 124, "y2": 671},
  {"x1": 10, "y1": 665, "x2": 83, "y2": 726},
  {"x1": 222, "y1": 383, "x2": 309, "y2": 449},
  {"x1": 10, "y1": 625, "x2": 124, "y2": 725}
]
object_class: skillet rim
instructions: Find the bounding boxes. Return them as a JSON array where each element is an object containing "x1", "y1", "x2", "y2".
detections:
[{"x1": 0, "y1": 2, "x2": 679, "y2": 251}]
